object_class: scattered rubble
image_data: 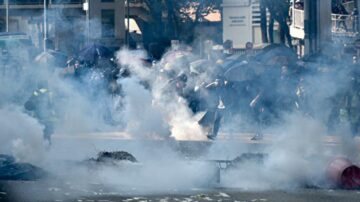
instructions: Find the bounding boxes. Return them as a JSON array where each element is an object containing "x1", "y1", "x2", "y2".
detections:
[
  {"x1": 87, "y1": 151, "x2": 138, "y2": 165},
  {"x1": 0, "y1": 154, "x2": 47, "y2": 181}
]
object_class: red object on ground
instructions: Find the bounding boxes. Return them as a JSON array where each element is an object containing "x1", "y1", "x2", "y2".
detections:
[{"x1": 327, "y1": 157, "x2": 360, "y2": 189}]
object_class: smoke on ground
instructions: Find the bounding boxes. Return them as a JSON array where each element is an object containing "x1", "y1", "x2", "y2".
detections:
[{"x1": 1, "y1": 26, "x2": 360, "y2": 200}]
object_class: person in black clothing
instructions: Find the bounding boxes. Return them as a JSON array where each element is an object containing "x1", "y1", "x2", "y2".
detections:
[
  {"x1": 198, "y1": 79, "x2": 226, "y2": 140},
  {"x1": 24, "y1": 81, "x2": 56, "y2": 144},
  {"x1": 351, "y1": 8, "x2": 358, "y2": 32},
  {"x1": 332, "y1": 0, "x2": 349, "y2": 31}
]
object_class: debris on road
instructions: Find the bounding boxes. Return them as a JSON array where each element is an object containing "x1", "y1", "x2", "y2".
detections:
[
  {"x1": 87, "y1": 151, "x2": 138, "y2": 165},
  {"x1": 0, "y1": 154, "x2": 47, "y2": 181}
]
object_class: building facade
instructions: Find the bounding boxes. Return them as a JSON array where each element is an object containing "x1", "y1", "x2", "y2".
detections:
[
  {"x1": 0, "y1": 0, "x2": 125, "y2": 54},
  {"x1": 222, "y1": 0, "x2": 276, "y2": 49},
  {"x1": 87, "y1": 0, "x2": 125, "y2": 48}
]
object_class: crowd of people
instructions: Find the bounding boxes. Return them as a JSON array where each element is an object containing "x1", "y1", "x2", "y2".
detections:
[
  {"x1": 133, "y1": 40, "x2": 360, "y2": 140},
  {"x1": 6, "y1": 37, "x2": 360, "y2": 143},
  {"x1": 120, "y1": 40, "x2": 360, "y2": 140}
]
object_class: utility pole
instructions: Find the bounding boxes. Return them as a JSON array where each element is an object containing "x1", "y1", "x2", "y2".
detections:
[
  {"x1": 43, "y1": 0, "x2": 48, "y2": 52},
  {"x1": 199, "y1": 0, "x2": 204, "y2": 58},
  {"x1": 5, "y1": 0, "x2": 9, "y2": 32},
  {"x1": 357, "y1": 0, "x2": 360, "y2": 36},
  {"x1": 126, "y1": 0, "x2": 130, "y2": 47},
  {"x1": 86, "y1": 0, "x2": 90, "y2": 44},
  {"x1": 82, "y1": 0, "x2": 90, "y2": 45}
]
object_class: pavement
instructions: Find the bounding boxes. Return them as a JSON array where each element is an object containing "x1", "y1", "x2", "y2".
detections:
[
  {"x1": 1, "y1": 133, "x2": 360, "y2": 202},
  {"x1": 1, "y1": 180, "x2": 360, "y2": 202},
  {"x1": 75, "y1": 189, "x2": 360, "y2": 202}
]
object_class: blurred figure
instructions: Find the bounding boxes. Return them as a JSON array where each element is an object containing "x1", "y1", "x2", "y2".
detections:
[
  {"x1": 198, "y1": 79, "x2": 226, "y2": 140},
  {"x1": 347, "y1": 56, "x2": 360, "y2": 136},
  {"x1": 332, "y1": 0, "x2": 349, "y2": 31},
  {"x1": 168, "y1": 72, "x2": 188, "y2": 97},
  {"x1": 294, "y1": 0, "x2": 304, "y2": 10},
  {"x1": 245, "y1": 42, "x2": 254, "y2": 53},
  {"x1": 327, "y1": 56, "x2": 360, "y2": 136},
  {"x1": 351, "y1": 8, "x2": 358, "y2": 32},
  {"x1": 249, "y1": 91, "x2": 265, "y2": 141},
  {"x1": 25, "y1": 81, "x2": 56, "y2": 145},
  {"x1": 245, "y1": 42, "x2": 255, "y2": 60},
  {"x1": 223, "y1": 40, "x2": 234, "y2": 57}
]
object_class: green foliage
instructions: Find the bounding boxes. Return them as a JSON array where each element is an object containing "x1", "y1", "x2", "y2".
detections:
[{"x1": 132, "y1": 0, "x2": 222, "y2": 43}]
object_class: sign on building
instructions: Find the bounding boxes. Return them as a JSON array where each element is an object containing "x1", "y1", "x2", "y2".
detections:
[{"x1": 222, "y1": 0, "x2": 261, "y2": 49}]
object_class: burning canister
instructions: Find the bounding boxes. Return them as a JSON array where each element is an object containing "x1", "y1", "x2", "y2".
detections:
[{"x1": 326, "y1": 157, "x2": 360, "y2": 189}]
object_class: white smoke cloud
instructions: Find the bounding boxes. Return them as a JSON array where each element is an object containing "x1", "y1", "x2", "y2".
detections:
[
  {"x1": 2, "y1": 11, "x2": 360, "y2": 199},
  {"x1": 119, "y1": 77, "x2": 170, "y2": 138},
  {"x1": 116, "y1": 48, "x2": 207, "y2": 141},
  {"x1": 0, "y1": 106, "x2": 45, "y2": 163}
]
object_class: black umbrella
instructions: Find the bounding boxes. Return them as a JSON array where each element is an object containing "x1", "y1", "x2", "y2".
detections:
[
  {"x1": 78, "y1": 44, "x2": 113, "y2": 65},
  {"x1": 220, "y1": 54, "x2": 248, "y2": 70},
  {"x1": 255, "y1": 44, "x2": 298, "y2": 66},
  {"x1": 224, "y1": 61, "x2": 264, "y2": 82}
]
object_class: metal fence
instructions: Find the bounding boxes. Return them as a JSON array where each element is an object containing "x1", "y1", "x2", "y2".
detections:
[
  {"x1": 331, "y1": 14, "x2": 358, "y2": 34},
  {"x1": 292, "y1": 9, "x2": 358, "y2": 35},
  {"x1": 51, "y1": 0, "x2": 83, "y2": 4},
  {"x1": 7, "y1": 0, "x2": 43, "y2": 4},
  {"x1": 0, "y1": 0, "x2": 83, "y2": 5}
]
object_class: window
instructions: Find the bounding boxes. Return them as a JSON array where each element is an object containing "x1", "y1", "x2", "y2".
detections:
[
  {"x1": 101, "y1": 9, "x2": 115, "y2": 38},
  {"x1": 52, "y1": 0, "x2": 83, "y2": 4}
]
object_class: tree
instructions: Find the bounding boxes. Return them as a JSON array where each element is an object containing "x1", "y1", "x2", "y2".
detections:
[
  {"x1": 132, "y1": 0, "x2": 221, "y2": 47},
  {"x1": 171, "y1": 0, "x2": 222, "y2": 42}
]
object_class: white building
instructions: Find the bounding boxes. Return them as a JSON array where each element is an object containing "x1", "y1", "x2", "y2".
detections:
[
  {"x1": 0, "y1": 0, "x2": 126, "y2": 53},
  {"x1": 289, "y1": 0, "x2": 333, "y2": 55},
  {"x1": 87, "y1": 0, "x2": 125, "y2": 48},
  {"x1": 222, "y1": 0, "x2": 271, "y2": 49}
]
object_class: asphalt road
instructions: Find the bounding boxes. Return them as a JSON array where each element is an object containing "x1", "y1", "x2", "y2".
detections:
[
  {"x1": 1, "y1": 134, "x2": 360, "y2": 202},
  {"x1": 1, "y1": 180, "x2": 360, "y2": 202}
]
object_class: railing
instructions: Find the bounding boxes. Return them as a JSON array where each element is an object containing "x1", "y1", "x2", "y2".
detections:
[
  {"x1": 233, "y1": 48, "x2": 261, "y2": 55},
  {"x1": 8, "y1": 0, "x2": 43, "y2": 4},
  {"x1": 331, "y1": 13, "x2": 358, "y2": 34},
  {"x1": 293, "y1": 9, "x2": 304, "y2": 29},
  {"x1": 291, "y1": 9, "x2": 358, "y2": 35},
  {"x1": 51, "y1": 0, "x2": 83, "y2": 4},
  {"x1": 0, "y1": 0, "x2": 83, "y2": 5}
]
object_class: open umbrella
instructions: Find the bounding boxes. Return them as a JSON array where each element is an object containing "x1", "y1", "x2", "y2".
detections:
[
  {"x1": 224, "y1": 61, "x2": 264, "y2": 82},
  {"x1": 78, "y1": 44, "x2": 113, "y2": 65},
  {"x1": 255, "y1": 44, "x2": 298, "y2": 66}
]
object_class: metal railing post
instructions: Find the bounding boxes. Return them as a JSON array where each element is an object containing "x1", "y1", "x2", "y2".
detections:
[
  {"x1": 43, "y1": 0, "x2": 48, "y2": 52},
  {"x1": 5, "y1": 0, "x2": 9, "y2": 32}
]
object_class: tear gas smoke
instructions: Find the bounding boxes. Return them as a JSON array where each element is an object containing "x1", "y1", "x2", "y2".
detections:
[
  {"x1": 1, "y1": 12, "x2": 360, "y2": 201},
  {"x1": 116, "y1": 48, "x2": 207, "y2": 140},
  {"x1": 119, "y1": 77, "x2": 170, "y2": 138},
  {"x1": 221, "y1": 113, "x2": 332, "y2": 190},
  {"x1": 0, "y1": 106, "x2": 45, "y2": 164}
]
